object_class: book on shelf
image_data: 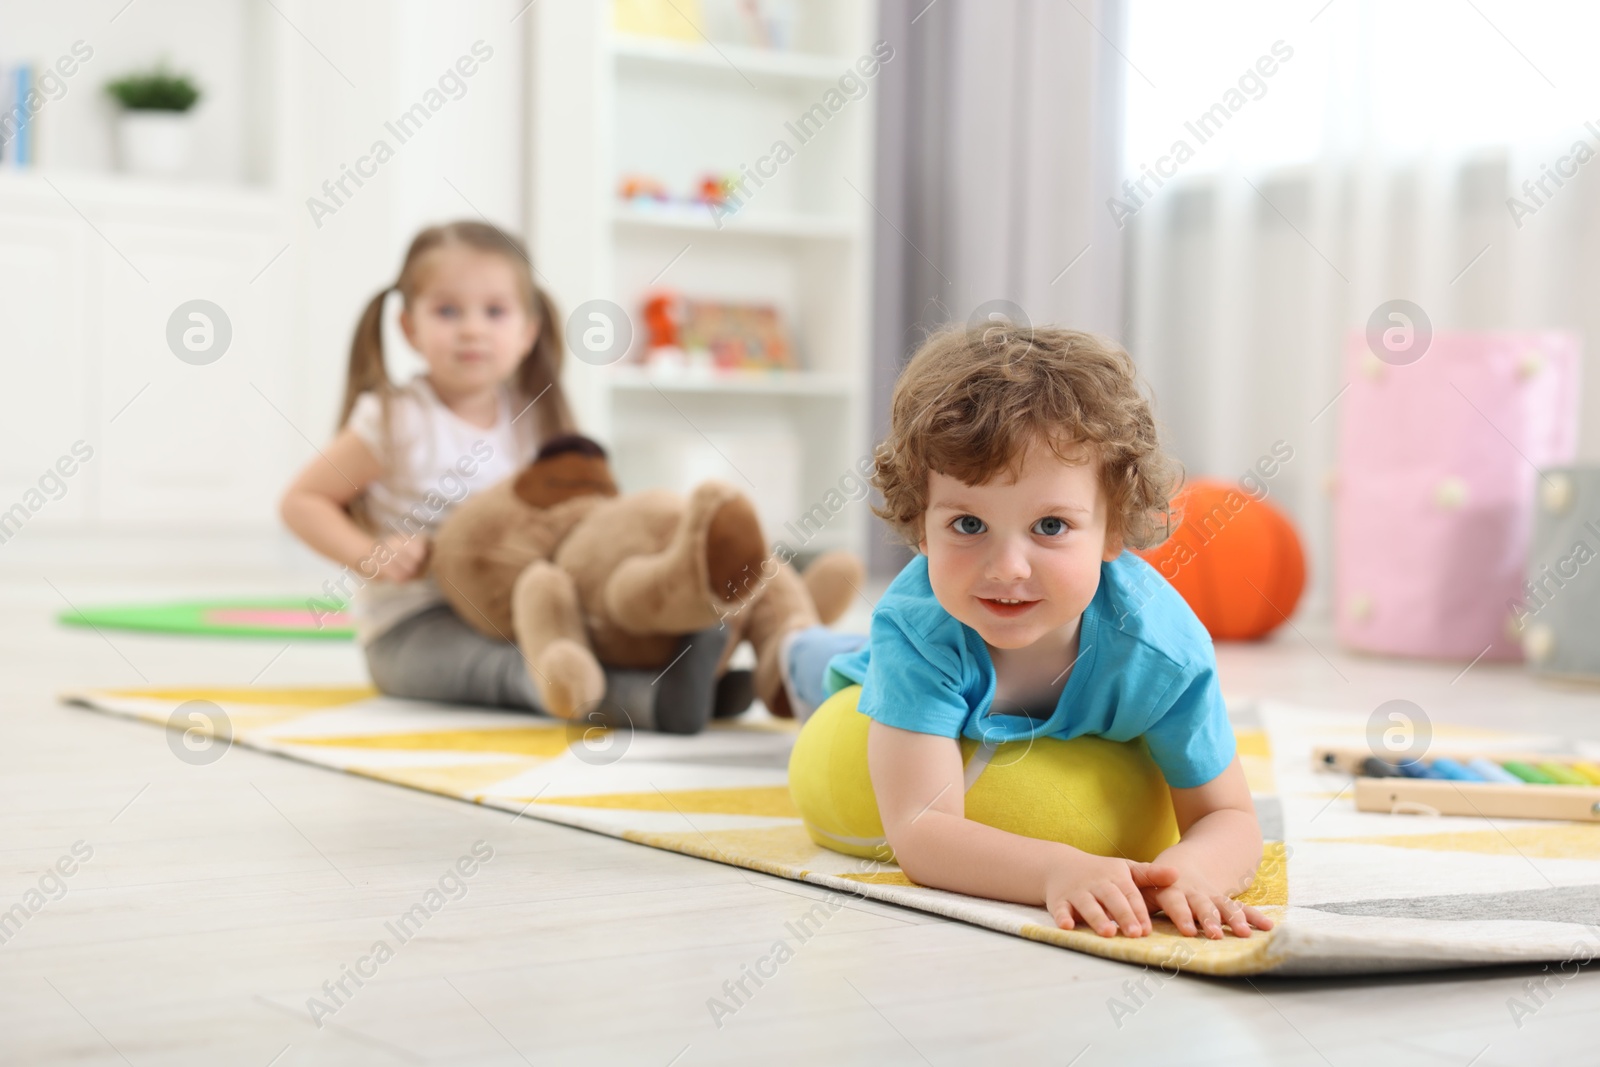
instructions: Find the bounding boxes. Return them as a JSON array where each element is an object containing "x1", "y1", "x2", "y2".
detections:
[{"x1": 1, "y1": 62, "x2": 38, "y2": 168}]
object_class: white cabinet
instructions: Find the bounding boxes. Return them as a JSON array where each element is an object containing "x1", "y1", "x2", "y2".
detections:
[
  {"x1": 0, "y1": 171, "x2": 294, "y2": 557},
  {"x1": 0, "y1": 214, "x2": 93, "y2": 526}
]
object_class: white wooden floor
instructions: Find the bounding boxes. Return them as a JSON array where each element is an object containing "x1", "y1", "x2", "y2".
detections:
[{"x1": 3, "y1": 569, "x2": 1598, "y2": 1066}]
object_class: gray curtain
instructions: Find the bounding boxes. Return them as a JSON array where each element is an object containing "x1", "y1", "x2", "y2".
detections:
[{"x1": 866, "y1": 0, "x2": 1129, "y2": 578}]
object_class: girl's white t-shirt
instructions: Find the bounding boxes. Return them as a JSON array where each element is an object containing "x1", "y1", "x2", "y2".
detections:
[{"x1": 345, "y1": 375, "x2": 541, "y2": 647}]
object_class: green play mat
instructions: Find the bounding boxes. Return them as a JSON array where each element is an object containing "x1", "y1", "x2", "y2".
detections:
[{"x1": 57, "y1": 599, "x2": 353, "y2": 640}]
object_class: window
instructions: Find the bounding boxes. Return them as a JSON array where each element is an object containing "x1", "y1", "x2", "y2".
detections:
[{"x1": 1123, "y1": 0, "x2": 1592, "y2": 175}]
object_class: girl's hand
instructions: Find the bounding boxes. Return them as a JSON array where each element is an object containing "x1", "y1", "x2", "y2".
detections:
[
  {"x1": 368, "y1": 533, "x2": 431, "y2": 583},
  {"x1": 1139, "y1": 859, "x2": 1276, "y2": 939},
  {"x1": 1044, "y1": 854, "x2": 1180, "y2": 938}
]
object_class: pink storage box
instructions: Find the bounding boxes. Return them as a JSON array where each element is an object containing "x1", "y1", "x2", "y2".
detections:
[{"x1": 1334, "y1": 330, "x2": 1581, "y2": 661}]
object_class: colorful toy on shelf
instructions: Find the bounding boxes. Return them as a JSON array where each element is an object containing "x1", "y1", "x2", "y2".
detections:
[
  {"x1": 1333, "y1": 331, "x2": 1580, "y2": 661},
  {"x1": 1135, "y1": 479, "x2": 1307, "y2": 641},
  {"x1": 681, "y1": 300, "x2": 792, "y2": 371},
  {"x1": 635, "y1": 291, "x2": 793, "y2": 373},
  {"x1": 612, "y1": 0, "x2": 703, "y2": 41},
  {"x1": 641, "y1": 290, "x2": 682, "y2": 351},
  {"x1": 693, "y1": 173, "x2": 737, "y2": 206},
  {"x1": 1518, "y1": 465, "x2": 1600, "y2": 682},
  {"x1": 617, "y1": 173, "x2": 670, "y2": 205},
  {"x1": 638, "y1": 289, "x2": 688, "y2": 370},
  {"x1": 616, "y1": 173, "x2": 741, "y2": 217},
  {"x1": 738, "y1": 0, "x2": 797, "y2": 50}
]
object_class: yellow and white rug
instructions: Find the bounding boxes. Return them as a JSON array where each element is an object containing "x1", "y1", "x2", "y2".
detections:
[{"x1": 60, "y1": 686, "x2": 1600, "y2": 977}]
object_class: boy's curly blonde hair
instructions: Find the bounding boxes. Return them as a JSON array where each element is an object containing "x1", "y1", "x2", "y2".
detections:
[{"x1": 872, "y1": 324, "x2": 1183, "y2": 551}]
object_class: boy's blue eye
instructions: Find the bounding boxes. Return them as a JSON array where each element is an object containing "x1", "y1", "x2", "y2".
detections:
[
  {"x1": 953, "y1": 515, "x2": 985, "y2": 535},
  {"x1": 1033, "y1": 516, "x2": 1068, "y2": 536},
  {"x1": 487, "y1": 305, "x2": 506, "y2": 318},
  {"x1": 437, "y1": 305, "x2": 459, "y2": 318}
]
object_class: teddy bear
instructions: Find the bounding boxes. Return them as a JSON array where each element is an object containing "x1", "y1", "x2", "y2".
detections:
[{"x1": 429, "y1": 433, "x2": 862, "y2": 730}]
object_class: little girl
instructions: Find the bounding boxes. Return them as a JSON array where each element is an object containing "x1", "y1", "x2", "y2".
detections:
[{"x1": 280, "y1": 221, "x2": 718, "y2": 730}]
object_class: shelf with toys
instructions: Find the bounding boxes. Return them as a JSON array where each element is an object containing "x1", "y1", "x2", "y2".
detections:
[{"x1": 527, "y1": 0, "x2": 876, "y2": 564}]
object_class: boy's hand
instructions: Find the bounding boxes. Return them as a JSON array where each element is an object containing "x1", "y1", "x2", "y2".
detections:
[
  {"x1": 368, "y1": 533, "x2": 431, "y2": 584},
  {"x1": 1044, "y1": 854, "x2": 1180, "y2": 938},
  {"x1": 1139, "y1": 853, "x2": 1275, "y2": 939}
]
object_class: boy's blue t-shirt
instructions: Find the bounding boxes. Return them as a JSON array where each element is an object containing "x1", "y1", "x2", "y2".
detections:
[{"x1": 822, "y1": 552, "x2": 1235, "y2": 789}]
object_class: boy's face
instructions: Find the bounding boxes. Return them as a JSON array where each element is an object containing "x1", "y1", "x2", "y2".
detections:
[{"x1": 919, "y1": 434, "x2": 1123, "y2": 652}]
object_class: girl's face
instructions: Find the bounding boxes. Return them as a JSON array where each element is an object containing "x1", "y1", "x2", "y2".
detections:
[
  {"x1": 400, "y1": 246, "x2": 538, "y2": 396},
  {"x1": 919, "y1": 433, "x2": 1123, "y2": 652}
]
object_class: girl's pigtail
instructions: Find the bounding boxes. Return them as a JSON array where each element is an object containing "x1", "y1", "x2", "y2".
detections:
[
  {"x1": 338, "y1": 286, "x2": 395, "y2": 430},
  {"x1": 522, "y1": 285, "x2": 579, "y2": 440},
  {"x1": 338, "y1": 285, "x2": 397, "y2": 538}
]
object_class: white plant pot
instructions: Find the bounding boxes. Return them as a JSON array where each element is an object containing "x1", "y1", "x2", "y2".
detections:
[{"x1": 115, "y1": 111, "x2": 194, "y2": 177}]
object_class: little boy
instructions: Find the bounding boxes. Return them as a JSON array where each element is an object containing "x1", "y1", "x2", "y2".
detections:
[{"x1": 780, "y1": 325, "x2": 1273, "y2": 940}]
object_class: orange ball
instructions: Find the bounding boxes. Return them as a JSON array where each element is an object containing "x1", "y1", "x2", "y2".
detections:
[{"x1": 1135, "y1": 480, "x2": 1307, "y2": 641}]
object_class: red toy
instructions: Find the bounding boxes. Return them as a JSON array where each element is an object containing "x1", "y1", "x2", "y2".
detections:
[
  {"x1": 640, "y1": 290, "x2": 684, "y2": 354},
  {"x1": 693, "y1": 174, "x2": 736, "y2": 206}
]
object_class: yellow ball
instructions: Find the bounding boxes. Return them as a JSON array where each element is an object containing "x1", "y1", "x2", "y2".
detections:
[{"x1": 788, "y1": 685, "x2": 1180, "y2": 863}]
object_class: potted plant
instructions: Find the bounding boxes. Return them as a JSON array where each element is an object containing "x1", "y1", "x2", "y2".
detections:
[{"x1": 104, "y1": 64, "x2": 201, "y2": 177}]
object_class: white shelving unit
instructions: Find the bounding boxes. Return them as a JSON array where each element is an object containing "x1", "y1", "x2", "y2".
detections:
[{"x1": 527, "y1": 0, "x2": 878, "y2": 562}]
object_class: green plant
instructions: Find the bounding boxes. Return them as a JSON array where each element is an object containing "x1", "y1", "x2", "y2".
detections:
[{"x1": 105, "y1": 65, "x2": 201, "y2": 112}]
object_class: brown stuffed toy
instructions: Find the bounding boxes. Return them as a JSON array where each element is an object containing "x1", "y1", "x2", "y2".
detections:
[{"x1": 430, "y1": 434, "x2": 862, "y2": 726}]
